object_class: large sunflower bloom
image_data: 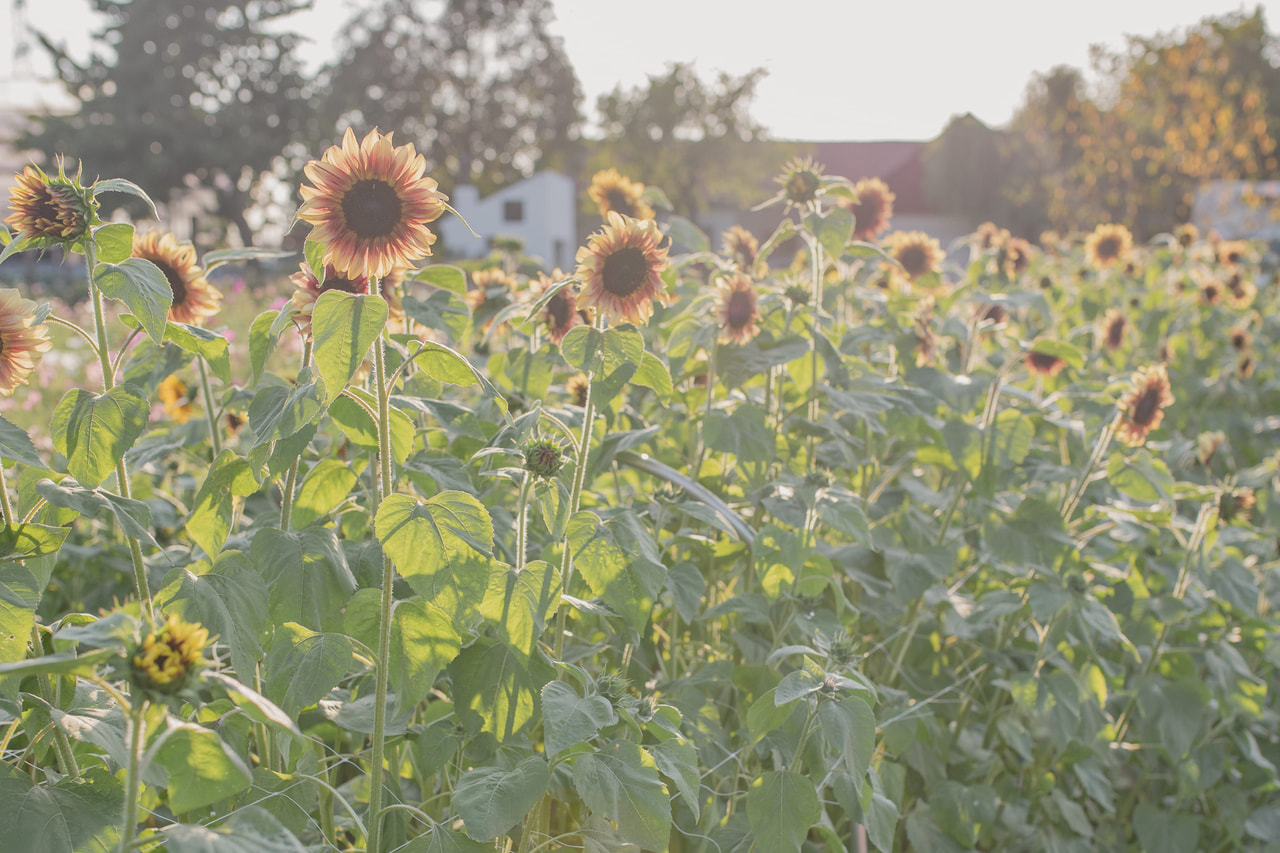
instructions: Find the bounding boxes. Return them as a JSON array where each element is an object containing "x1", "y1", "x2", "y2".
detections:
[
  {"x1": 1117, "y1": 365, "x2": 1174, "y2": 447},
  {"x1": 289, "y1": 262, "x2": 371, "y2": 338},
  {"x1": 576, "y1": 212, "x2": 671, "y2": 325},
  {"x1": 5, "y1": 163, "x2": 95, "y2": 247},
  {"x1": 846, "y1": 178, "x2": 895, "y2": 241},
  {"x1": 883, "y1": 231, "x2": 944, "y2": 282},
  {"x1": 588, "y1": 168, "x2": 654, "y2": 222},
  {"x1": 1084, "y1": 223, "x2": 1132, "y2": 269},
  {"x1": 0, "y1": 289, "x2": 52, "y2": 395},
  {"x1": 298, "y1": 127, "x2": 447, "y2": 279},
  {"x1": 132, "y1": 232, "x2": 221, "y2": 326},
  {"x1": 715, "y1": 273, "x2": 761, "y2": 345}
]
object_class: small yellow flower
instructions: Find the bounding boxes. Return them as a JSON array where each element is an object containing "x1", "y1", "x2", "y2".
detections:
[
  {"x1": 130, "y1": 615, "x2": 209, "y2": 693},
  {"x1": 158, "y1": 375, "x2": 196, "y2": 424}
]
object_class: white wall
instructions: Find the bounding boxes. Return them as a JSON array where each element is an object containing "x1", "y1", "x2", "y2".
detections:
[{"x1": 439, "y1": 171, "x2": 577, "y2": 271}]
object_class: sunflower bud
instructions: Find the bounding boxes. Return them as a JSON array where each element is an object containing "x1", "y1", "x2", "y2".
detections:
[
  {"x1": 596, "y1": 672, "x2": 630, "y2": 702},
  {"x1": 130, "y1": 615, "x2": 209, "y2": 695},
  {"x1": 522, "y1": 439, "x2": 564, "y2": 479},
  {"x1": 1219, "y1": 487, "x2": 1256, "y2": 526},
  {"x1": 5, "y1": 162, "x2": 96, "y2": 247}
]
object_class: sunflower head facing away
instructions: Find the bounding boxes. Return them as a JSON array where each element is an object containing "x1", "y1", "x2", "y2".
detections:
[
  {"x1": 1117, "y1": 364, "x2": 1175, "y2": 447},
  {"x1": 130, "y1": 614, "x2": 209, "y2": 695},
  {"x1": 298, "y1": 127, "x2": 447, "y2": 279},
  {"x1": 132, "y1": 232, "x2": 222, "y2": 326},
  {"x1": 847, "y1": 177, "x2": 895, "y2": 241},
  {"x1": 1229, "y1": 325, "x2": 1252, "y2": 352},
  {"x1": 576, "y1": 212, "x2": 671, "y2": 325},
  {"x1": 883, "y1": 231, "x2": 944, "y2": 283},
  {"x1": 289, "y1": 262, "x2": 371, "y2": 338},
  {"x1": 776, "y1": 156, "x2": 825, "y2": 209},
  {"x1": 715, "y1": 272, "x2": 761, "y2": 346},
  {"x1": 588, "y1": 168, "x2": 655, "y2": 222},
  {"x1": 0, "y1": 289, "x2": 52, "y2": 396},
  {"x1": 720, "y1": 225, "x2": 759, "y2": 273},
  {"x1": 5, "y1": 162, "x2": 96, "y2": 248},
  {"x1": 1197, "y1": 430, "x2": 1226, "y2": 466},
  {"x1": 1085, "y1": 223, "x2": 1133, "y2": 269}
]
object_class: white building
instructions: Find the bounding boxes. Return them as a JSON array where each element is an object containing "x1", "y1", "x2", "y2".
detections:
[
  {"x1": 440, "y1": 171, "x2": 576, "y2": 271},
  {"x1": 1193, "y1": 180, "x2": 1280, "y2": 242}
]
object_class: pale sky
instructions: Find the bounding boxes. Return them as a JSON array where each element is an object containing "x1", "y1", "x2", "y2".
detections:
[{"x1": 1, "y1": 0, "x2": 1275, "y2": 140}]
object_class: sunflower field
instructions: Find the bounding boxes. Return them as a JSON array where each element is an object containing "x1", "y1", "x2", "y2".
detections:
[{"x1": 0, "y1": 136, "x2": 1277, "y2": 853}]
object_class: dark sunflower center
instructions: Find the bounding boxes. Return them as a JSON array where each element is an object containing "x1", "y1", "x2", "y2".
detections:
[
  {"x1": 601, "y1": 247, "x2": 649, "y2": 298},
  {"x1": 1107, "y1": 319, "x2": 1126, "y2": 347},
  {"x1": 1096, "y1": 236, "x2": 1120, "y2": 259},
  {"x1": 546, "y1": 291, "x2": 573, "y2": 330},
  {"x1": 156, "y1": 261, "x2": 188, "y2": 307},
  {"x1": 342, "y1": 179, "x2": 404, "y2": 240},
  {"x1": 1131, "y1": 386, "x2": 1162, "y2": 426},
  {"x1": 726, "y1": 290, "x2": 755, "y2": 329},
  {"x1": 322, "y1": 273, "x2": 366, "y2": 295},
  {"x1": 1028, "y1": 352, "x2": 1062, "y2": 373},
  {"x1": 605, "y1": 189, "x2": 634, "y2": 218},
  {"x1": 899, "y1": 246, "x2": 928, "y2": 277},
  {"x1": 854, "y1": 197, "x2": 880, "y2": 230},
  {"x1": 1231, "y1": 331, "x2": 1247, "y2": 349},
  {"x1": 33, "y1": 190, "x2": 61, "y2": 225}
]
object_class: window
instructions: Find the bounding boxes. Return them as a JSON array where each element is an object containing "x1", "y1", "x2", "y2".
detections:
[{"x1": 503, "y1": 200, "x2": 524, "y2": 223}]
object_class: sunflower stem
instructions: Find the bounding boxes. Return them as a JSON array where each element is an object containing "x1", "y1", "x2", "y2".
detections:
[
  {"x1": 30, "y1": 623, "x2": 81, "y2": 781},
  {"x1": 515, "y1": 475, "x2": 532, "y2": 572},
  {"x1": 118, "y1": 698, "x2": 147, "y2": 853},
  {"x1": 368, "y1": 276, "x2": 397, "y2": 853},
  {"x1": 196, "y1": 357, "x2": 222, "y2": 458},
  {"x1": 1061, "y1": 411, "x2": 1121, "y2": 525},
  {"x1": 45, "y1": 314, "x2": 100, "y2": 358},
  {"x1": 691, "y1": 336, "x2": 718, "y2": 479},
  {"x1": 805, "y1": 232, "x2": 824, "y2": 473},
  {"x1": 86, "y1": 240, "x2": 154, "y2": 623},
  {"x1": 0, "y1": 460, "x2": 13, "y2": 524},
  {"x1": 279, "y1": 339, "x2": 313, "y2": 531}
]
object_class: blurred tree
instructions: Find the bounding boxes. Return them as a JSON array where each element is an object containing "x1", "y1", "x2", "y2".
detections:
[
  {"x1": 920, "y1": 113, "x2": 1016, "y2": 231},
  {"x1": 322, "y1": 0, "x2": 582, "y2": 198},
  {"x1": 589, "y1": 62, "x2": 776, "y2": 221},
  {"x1": 22, "y1": 0, "x2": 320, "y2": 247}
]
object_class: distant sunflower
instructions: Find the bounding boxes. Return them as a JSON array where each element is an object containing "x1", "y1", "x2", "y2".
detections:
[
  {"x1": 883, "y1": 231, "x2": 943, "y2": 282},
  {"x1": 1001, "y1": 237, "x2": 1034, "y2": 275},
  {"x1": 1239, "y1": 354, "x2": 1256, "y2": 378},
  {"x1": 1117, "y1": 365, "x2": 1174, "y2": 447},
  {"x1": 289, "y1": 262, "x2": 371, "y2": 338},
  {"x1": 715, "y1": 273, "x2": 761, "y2": 345},
  {"x1": 1196, "y1": 430, "x2": 1226, "y2": 466},
  {"x1": 1199, "y1": 275, "x2": 1223, "y2": 306},
  {"x1": 1218, "y1": 486, "x2": 1256, "y2": 526},
  {"x1": 5, "y1": 163, "x2": 94, "y2": 247},
  {"x1": 588, "y1": 168, "x2": 654, "y2": 222},
  {"x1": 158, "y1": 374, "x2": 196, "y2": 424},
  {"x1": 566, "y1": 372, "x2": 589, "y2": 407},
  {"x1": 0, "y1": 289, "x2": 51, "y2": 395},
  {"x1": 298, "y1": 127, "x2": 447, "y2": 279},
  {"x1": 1229, "y1": 325, "x2": 1252, "y2": 351},
  {"x1": 973, "y1": 221, "x2": 1008, "y2": 250},
  {"x1": 576, "y1": 211, "x2": 671, "y2": 325},
  {"x1": 847, "y1": 177, "x2": 895, "y2": 241},
  {"x1": 720, "y1": 225, "x2": 759, "y2": 273},
  {"x1": 1084, "y1": 223, "x2": 1132, "y2": 268},
  {"x1": 131, "y1": 232, "x2": 221, "y2": 326},
  {"x1": 1174, "y1": 222, "x2": 1198, "y2": 248},
  {"x1": 1224, "y1": 270, "x2": 1256, "y2": 309},
  {"x1": 535, "y1": 270, "x2": 587, "y2": 345},
  {"x1": 1216, "y1": 239, "x2": 1250, "y2": 266},
  {"x1": 1026, "y1": 350, "x2": 1067, "y2": 378},
  {"x1": 1039, "y1": 230, "x2": 1063, "y2": 253},
  {"x1": 776, "y1": 156, "x2": 825, "y2": 208},
  {"x1": 1100, "y1": 308, "x2": 1128, "y2": 351}
]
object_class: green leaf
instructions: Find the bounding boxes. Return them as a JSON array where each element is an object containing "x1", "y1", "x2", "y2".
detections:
[
  {"x1": 161, "y1": 805, "x2": 308, "y2": 853},
  {"x1": 0, "y1": 647, "x2": 115, "y2": 680},
  {"x1": 746, "y1": 770, "x2": 821, "y2": 853},
  {"x1": 164, "y1": 321, "x2": 232, "y2": 383},
  {"x1": 36, "y1": 478, "x2": 160, "y2": 550},
  {"x1": 453, "y1": 755, "x2": 550, "y2": 841},
  {"x1": 0, "y1": 765, "x2": 121, "y2": 853},
  {"x1": 1029, "y1": 338, "x2": 1085, "y2": 370},
  {"x1": 248, "y1": 372, "x2": 327, "y2": 447},
  {"x1": 448, "y1": 639, "x2": 539, "y2": 739},
  {"x1": 249, "y1": 527, "x2": 356, "y2": 633},
  {"x1": 402, "y1": 290, "x2": 471, "y2": 343},
  {"x1": 560, "y1": 325, "x2": 604, "y2": 372},
  {"x1": 51, "y1": 385, "x2": 150, "y2": 488},
  {"x1": 263, "y1": 623, "x2": 353, "y2": 717},
  {"x1": 1157, "y1": 678, "x2": 1209, "y2": 759},
  {"x1": 291, "y1": 458, "x2": 358, "y2": 528},
  {"x1": 92, "y1": 222, "x2": 134, "y2": 263},
  {"x1": 343, "y1": 591, "x2": 461, "y2": 715},
  {"x1": 304, "y1": 240, "x2": 325, "y2": 279},
  {"x1": 414, "y1": 340, "x2": 485, "y2": 386},
  {"x1": 0, "y1": 523, "x2": 67, "y2": 564},
  {"x1": 414, "y1": 264, "x2": 468, "y2": 295},
  {"x1": 1133, "y1": 804, "x2": 1200, "y2": 853},
  {"x1": 1107, "y1": 450, "x2": 1174, "y2": 503},
  {"x1": 203, "y1": 670, "x2": 301, "y2": 736},
  {"x1": 805, "y1": 207, "x2": 855, "y2": 259},
  {"x1": 0, "y1": 412, "x2": 43, "y2": 467},
  {"x1": 94, "y1": 257, "x2": 171, "y2": 344},
  {"x1": 401, "y1": 825, "x2": 491, "y2": 853},
  {"x1": 150, "y1": 721, "x2": 253, "y2": 815},
  {"x1": 328, "y1": 389, "x2": 416, "y2": 465},
  {"x1": 649, "y1": 739, "x2": 701, "y2": 819},
  {"x1": 157, "y1": 551, "x2": 268, "y2": 682},
  {"x1": 92, "y1": 177, "x2": 158, "y2": 218},
  {"x1": 0, "y1": 564, "x2": 39, "y2": 665},
  {"x1": 929, "y1": 781, "x2": 998, "y2": 848},
  {"x1": 567, "y1": 511, "x2": 653, "y2": 630},
  {"x1": 664, "y1": 215, "x2": 710, "y2": 253},
  {"x1": 186, "y1": 450, "x2": 258, "y2": 557},
  {"x1": 249, "y1": 310, "x2": 278, "y2": 385},
  {"x1": 203, "y1": 246, "x2": 295, "y2": 271},
  {"x1": 631, "y1": 351, "x2": 673, "y2": 404},
  {"x1": 541, "y1": 680, "x2": 617, "y2": 756},
  {"x1": 573, "y1": 741, "x2": 671, "y2": 850},
  {"x1": 991, "y1": 408, "x2": 1034, "y2": 468},
  {"x1": 375, "y1": 492, "x2": 494, "y2": 621},
  {"x1": 479, "y1": 560, "x2": 562, "y2": 660},
  {"x1": 311, "y1": 290, "x2": 387, "y2": 405},
  {"x1": 0, "y1": 231, "x2": 31, "y2": 267}
]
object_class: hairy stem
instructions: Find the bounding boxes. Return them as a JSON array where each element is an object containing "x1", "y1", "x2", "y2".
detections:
[
  {"x1": 118, "y1": 699, "x2": 146, "y2": 853},
  {"x1": 279, "y1": 339, "x2": 314, "y2": 531},
  {"x1": 196, "y1": 357, "x2": 222, "y2": 458}
]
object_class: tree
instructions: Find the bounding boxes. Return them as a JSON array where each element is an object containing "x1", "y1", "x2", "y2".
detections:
[
  {"x1": 22, "y1": 0, "x2": 320, "y2": 247},
  {"x1": 321, "y1": 0, "x2": 582, "y2": 198},
  {"x1": 920, "y1": 113, "x2": 1016, "y2": 231}
]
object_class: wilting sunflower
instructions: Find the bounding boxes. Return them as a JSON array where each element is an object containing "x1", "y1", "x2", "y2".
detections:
[
  {"x1": 289, "y1": 262, "x2": 371, "y2": 338},
  {"x1": 130, "y1": 614, "x2": 209, "y2": 695},
  {"x1": 298, "y1": 127, "x2": 447, "y2": 279},
  {"x1": 0, "y1": 289, "x2": 51, "y2": 396},
  {"x1": 776, "y1": 156, "x2": 825, "y2": 209},
  {"x1": 158, "y1": 374, "x2": 196, "y2": 424},
  {"x1": 1100, "y1": 308, "x2": 1128, "y2": 351},
  {"x1": 1174, "y1": 222, "x2": 1198, "y2": 248},
  {"x1": 715, "y1": 273, "x2": 761, "y2": 345},
  {"x1": 847, "y1": 177, "x2": 895, "y2": 241},
  {"x1": 883, "y1": 231, "x2": 944, "y2": 283},
  {"x1": 721, "y1": 225, "x2": 759, "y2": 273},
  {"x1": 588, "y1": 168, "x2": 654, "y2": 222},
  {"x1": 1117, "y1": 364, "x2": 1175, "y2": 447},
  {"x1": 534, "y1": 269, "x2": 587, "y2": 345},
  {"x1": 132, "y1": 232, "x2": 222, "y2": 326},
  {"x1": 566, "y1": 372, "x2": 589, "y2": 407},
  {"x1": 1218, "y1": 486, "x2": 1256, "y2": 526},
  {"x1": 576, "y1": 211, "x2": 671, "y2": 325},
  {"x1": 1229, "y1": 325, "x2": 1252, "y2": 351},
  {"x1": 1084, "y1": 223, "x2": 1133, "y2": 268},
  {"x1": 1026, "y1": 350, "x2": 1067, "y2": 378},
  {"x1": 6, "y1": 162, "x2": 95, "y2": 247},
  {"x1": 1224, "y1": 270, "x2": 1256, "y2": 309}
]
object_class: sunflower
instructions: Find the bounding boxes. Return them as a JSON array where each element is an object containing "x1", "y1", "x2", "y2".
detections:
[
  {"x1": 1084, "y1": 223, "x2": 1133, "y2": 268},
  {"x1": 720, "y1": 225, "x2": 759, "y2": 273},
  {"x1": 1199, "y1": 275, "x2": 1223, "y2": 306},
  {"x1": 289, "y1": 262, "x2": 371, "y2": 338},
  {"x1": 973, "y1": 221, "x2": 1008, "y2": 250},
  {"x1": 1224, "y1": 270, "x2": 1256, "y2": 309},
  {"x1": 1000, "y1": 237, "x2": 1033, "y2": 275},
  {"x1": 1239, "y1": 354, "x2": 1256, "y2": 378},
  {"x1": 715, "y1": 273, "x2": 761, "y2": 345},
  {"x1": 1039, "y1": 230, "x2": 1063, "y2": 253},
  {"x1": 1100, "y1": 308, "x2": 1128, "y2": 351},
  {"x1": 847, "y1": 177, "x2": 895, "y2": 241},
  {"x1": 566, "y1": 372, "x2": 589, "y2": 407},
  {"x1": 130, "y1": 615, "x2": 209, "y2": 695},
  {"x1": 1117, "y1": 364, "x2": 1175, "y2": 447},
  {"x1": 587, "y1": 168, "x2": 654, "y2": 222},
  {"x1": 1174, "y1": 222, "x2": 1198, "y2": 248},
  {"x1": 776, "y1": 156, "x2": 825, "y2": 208},
  {"x1": 132, "y1": 232, "x2": 222, "y2": 326},
  {"x1": 1216, "y1": 239, "x2": 1250, "y2": 266},
  {"x1": 883, "y1": 231, "x2": 944, "y2": 283},
  {"x1": 0, "y1": 289, "x2": 52, "y2": 395},
  {"x1": 298, "y1": 127, "x2": 447, "y2": 279},
  {"x1": 576, "y1": 211, "x2": 671, "y2": 325},
  {"x1": 1026, "y1": 350, "x2": 1067, "y2": 378},
  {"x1": 1218, "y1": 486, "x2": 1256, "y2": 526},
  {"x1": 158, "y1": 374, "x2": 196, "y2": 424},
  {"x1": 535, "y1": 270, "x2": 587, "y2": 345},
  {"x1": 6, "y1": 163, "x2": 96, "y2": 247},
  {"x1": 1229, "y1": 325, "x2": 1252, "y2": 351}
]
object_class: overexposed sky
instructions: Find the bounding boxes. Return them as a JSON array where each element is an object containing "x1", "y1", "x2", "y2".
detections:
[{"x1": 1, "y1": 0, "x2": 1275, "y2": 140}]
